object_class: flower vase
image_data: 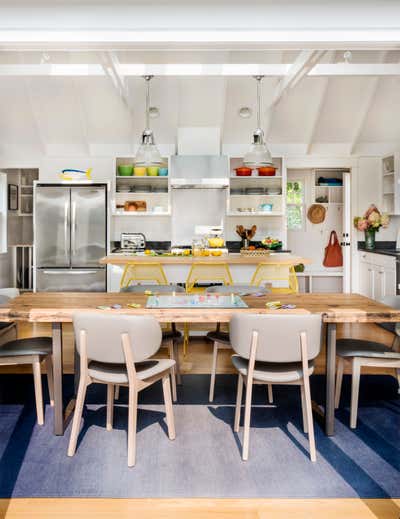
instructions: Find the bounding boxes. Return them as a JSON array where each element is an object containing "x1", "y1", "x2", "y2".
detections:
[{"x1": 365, "y1": 229, "x2": 376, "y2": 250}]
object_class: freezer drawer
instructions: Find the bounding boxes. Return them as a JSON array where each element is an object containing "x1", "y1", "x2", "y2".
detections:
[{"x1": 36, "y1": 269, "x2": 106, "y2": 292}]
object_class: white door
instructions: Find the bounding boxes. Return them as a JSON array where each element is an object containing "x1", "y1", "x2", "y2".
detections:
[
  {"x1": 0, "y1": 172, "x2": 7, "y2": 254},
  {"x1": 342, "y1": 171, "x2": 351, "y2": 292}
]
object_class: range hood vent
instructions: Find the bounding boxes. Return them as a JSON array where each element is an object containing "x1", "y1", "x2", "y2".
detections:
[
  {"x1": 171, "y1": 178, "x2": 228, "y2": 189},
  {"x1": 170, "y1": 155, "x2": 228, "y2": 189}
]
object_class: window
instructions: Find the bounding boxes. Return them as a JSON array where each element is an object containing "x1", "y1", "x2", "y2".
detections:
[{"x1": 287, "y1": 180, "x2": 305, "y2": 231}]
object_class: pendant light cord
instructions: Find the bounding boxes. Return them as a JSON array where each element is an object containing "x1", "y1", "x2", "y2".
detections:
[
  {"x1": 255, "y1": 75, "x2": 263, "y2": 129},
  {"x1": 144, "y1": 75, "x2": 153, "y2": 130}
]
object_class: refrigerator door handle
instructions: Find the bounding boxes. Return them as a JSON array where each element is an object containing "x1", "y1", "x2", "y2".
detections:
[
  {"x1": 71, "y1": 200, "x2": 77, "y2": 256},
  {"x1": 41, "y1": 270, "x2": 101, "y2": 275},
  {"x1": 64, "y1": 200, "x2": 69, "y2": 264}
]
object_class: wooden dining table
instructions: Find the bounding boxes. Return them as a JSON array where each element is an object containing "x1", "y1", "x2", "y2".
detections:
[{"x1": 1, "y1": 291, "x2": 400, "y2": 437}]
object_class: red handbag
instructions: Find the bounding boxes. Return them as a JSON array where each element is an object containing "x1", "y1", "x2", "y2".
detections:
[{"x1": 323, "y1": 230, "x2": 343, "y2": 268}]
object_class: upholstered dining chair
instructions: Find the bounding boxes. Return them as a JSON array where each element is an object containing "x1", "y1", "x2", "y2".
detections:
[
  {"x1": 68, "y1": 313, "x2": 176, "y2": 467},
  {"x1": 230, "y1": 313, "x2": 322, "y2": 462},
  {"x1": 334, "y1": 295, "x2": 400, "y2": 428},
  {"x1": 205, "y1": 285, "x2": 272, "y2": 403},
  {"x1": 0, "y1": 289, "x2": 54, "y2": 425},
  {"x1": 120, "y1": 283, "x2": 185, "y2": 400}
]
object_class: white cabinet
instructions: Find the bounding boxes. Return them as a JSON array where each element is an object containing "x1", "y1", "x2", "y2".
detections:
[
  {"x1": 382, "y1": 153, "x2": 400, "y2": 215},
  {"x1": 359, "y1": 252, "x2": 396, "y2": 300}
]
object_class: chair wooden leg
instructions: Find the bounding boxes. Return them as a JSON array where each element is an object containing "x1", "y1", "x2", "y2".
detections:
[
  {"x1": 173, "y1": 339, "x2": 182, "y2": 385},
  {"x1": 106, "y1": 384, "x2": 114, "y2": 431},
  {"x1": 242, "y1": 377, "x2": 253, "y2": 461},
  {"x1": 350, "y1": 358, "x2": 361, "y2": 429},
  {"x1": 127, "y1": 385, "x2": 138, "y2": 467},
  {"x1": 209, "y1": 342, "x2": 219, "y2": 402},
  {"x1": 114, "y1": 385, "x2": 120, "y2": 400},
  {"x1": 302, "y1": 378, "x2": 316, "y2": 462},
  {"x1": 234, "y1": 374, "x2": 243, "y2": 432},
  {"x1": 67, "y1": 377, "x2": 88, "y2": 457},
  {"x1": 183, "y1": 323, "x2": 189, "y2": 356},
  {"x1": 45, "y1": 355, "x2": 54, "y2": 406},
  {"x1": 300, "y1": 384, "x2": 308, "y2": 433},
  {"x1": 162, "y1": 374, "x2": 176, "y2": 440},
  {"x1": 267, "y1": 384, "x2": 273, "y2": 404},
  {"x1": 335, "y1": 357, "x2": 344, "y2": 409},
  {"x1": 167, "y1": 339, "x2": 177, "y2": 402},
  {"x1": 32, "y1": 359, "x2": 44, "y2": 425}
]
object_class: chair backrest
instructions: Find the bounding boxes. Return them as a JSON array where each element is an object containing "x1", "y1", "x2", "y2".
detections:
[
  {"x1": 206, "y1": 285, "x2": 268, "y2": 295},
  {"x1": 120, "y1": 263, "x2": 168, "y2": 288},
  {"x1": 0, "y1": 288, "x2": 20, "y2": 302},
  {"x1": 73, "y1": 313, "x2": 162, "y2": 364},
  {"x1": 250, "y1": 264, "x2": 298, "y2": 293},
  {"x1": 230, "y1": 313, "x2": 322, "y2": 363},
  {"x1": 186, "y1": 263, "x2": 233, "y2": 293},
  {"x1": 380, "y1": 295, "x2": 400, "y2": 310},
  {"x1": 121, "y1": 284, "x2": 185, "y2": 294}
]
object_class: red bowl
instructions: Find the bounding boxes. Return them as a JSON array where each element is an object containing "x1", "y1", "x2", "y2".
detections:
[
  {"x1": 235, "y1": 167, "x2": 252, "y2": 176},
  {"x1": 258, "y1": 167, "x2": 276, "y2": 176}
]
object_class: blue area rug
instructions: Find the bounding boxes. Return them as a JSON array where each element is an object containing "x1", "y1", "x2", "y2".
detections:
[{"x1": 0, "y1": 373, "x2": 399, "y2": 498}]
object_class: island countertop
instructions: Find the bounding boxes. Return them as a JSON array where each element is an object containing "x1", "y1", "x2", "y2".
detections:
[{"x1": 100, "y1": 253, "x2": 311, "y2": 266}]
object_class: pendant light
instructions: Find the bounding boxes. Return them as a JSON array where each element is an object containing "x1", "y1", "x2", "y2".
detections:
[
  {"x1": 134, "y1": 75, "x2": 163, "y2": 167},
  {"x1": 243, "y1": 75, "x2": 273, "y2": 168}
]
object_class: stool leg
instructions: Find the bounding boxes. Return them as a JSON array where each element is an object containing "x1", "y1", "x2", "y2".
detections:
[
  {"x1": 350, "y1": 358, "x2": 361, "y2": 429},
  {"x1": 45, "y1": 355, "x2": 54, "y2": 406},
  {"x1": 106, "y1": 384, "x2": 114, "y2": 431},
  {"x1": 267, "y1": 384, "x2": 273, "y2": 404},
  {"x1": 32, "y1": 359, "x2": 44, "y2": 425},
  {"x1": 335, "y1": 357, "x2": 344, "y2": 409},
  {"x1": 209, "y1": 342, "x2": 218, "y2": 403}
]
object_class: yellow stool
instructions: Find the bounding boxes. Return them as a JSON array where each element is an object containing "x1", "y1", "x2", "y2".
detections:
[
  {"x1": 250, "y1": 263, "x2": 299, "y2": 294},
  {"x1": 120, "y1": 262, "x2": 168, "y2": 288},
  {"x1": 183, "y1": 263, "x2": 233, "y2": 355}
]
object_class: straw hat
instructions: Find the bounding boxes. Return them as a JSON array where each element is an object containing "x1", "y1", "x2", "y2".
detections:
[{"x1": 307, "y1": 204, "x2": 326, "y2": 224}]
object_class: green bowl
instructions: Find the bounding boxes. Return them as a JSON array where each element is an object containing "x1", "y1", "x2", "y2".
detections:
[{"x1": 118, "y1": 165, "x2": 133, "y2": 176}]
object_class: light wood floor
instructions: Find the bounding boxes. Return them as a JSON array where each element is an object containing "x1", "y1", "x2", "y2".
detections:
[{"x1": 0, "y1": 498, "x2": 400, "y2": 518}]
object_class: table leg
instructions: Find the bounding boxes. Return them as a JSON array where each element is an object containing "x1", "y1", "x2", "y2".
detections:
[
  {"x1": 52, "y1": 322, "x2": 64, "y2": 436},
  {"x1": 325, "y1": 322, "x2": 337, "y2": 436}
]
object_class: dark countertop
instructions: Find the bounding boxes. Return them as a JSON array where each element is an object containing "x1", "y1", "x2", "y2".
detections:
[{"x1": 358, "y1": 241, "x2": 400, "y2": 257}]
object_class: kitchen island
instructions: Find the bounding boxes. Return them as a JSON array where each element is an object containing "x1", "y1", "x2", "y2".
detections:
[{"x1": 100, "y1": 253, "x2": 311, "y2": 291}]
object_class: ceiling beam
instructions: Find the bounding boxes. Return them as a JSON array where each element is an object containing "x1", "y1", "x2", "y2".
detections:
[
  {"x1": 4, "y1": 62, "x2": 400, "y2": 77},
  {"x1": 0, "y1": 63, "x2": 289, "y2": 77},
  {"x1": 309, "y1": 63, "x2": 400, "y2": 76},
  {"x1": 268, "y1": 50, "x2": 326, "y2": 109},
  {"x1": 305, "y1": 51, "x2": 336, "y2": 154},
  {"x1": 349, "y1": 51, "x2": 391, "y2": 155},
  {"x1": 100, "y1": 52, "x2": 132, "y2": 111}
]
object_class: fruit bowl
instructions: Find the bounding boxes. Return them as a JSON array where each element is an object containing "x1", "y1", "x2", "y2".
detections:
[{"x1": 261, "y1": 237, "x2": 282, "y2": 250}]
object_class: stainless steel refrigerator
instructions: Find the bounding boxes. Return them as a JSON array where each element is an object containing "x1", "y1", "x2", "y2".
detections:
[{"x1": 34, "y1": 183, "x2": 108, "y2": 292}]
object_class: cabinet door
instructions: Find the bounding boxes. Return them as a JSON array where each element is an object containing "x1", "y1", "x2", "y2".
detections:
[
  {"x1": 382, "y1": 268, "x2": 396, "y2": 298},
  {"x1": 359, "y1": 260, "x2": 374, "y2": 298},
  {"x1": 373, "y1": 268, "x2": 382, "y2": 301}
]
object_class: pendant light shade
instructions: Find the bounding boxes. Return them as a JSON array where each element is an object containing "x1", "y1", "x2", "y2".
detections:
[
  {"x1": 243, "y1": 76, "x2": 273, "y2": 168},
  {"x1": 134, "y1": 76, "x2": 163, "y2": 167}
]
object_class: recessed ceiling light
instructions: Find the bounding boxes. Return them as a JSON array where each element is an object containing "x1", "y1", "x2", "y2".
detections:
[{"x1": 239, "y1": 107, "x2": 252, "y2": 118}]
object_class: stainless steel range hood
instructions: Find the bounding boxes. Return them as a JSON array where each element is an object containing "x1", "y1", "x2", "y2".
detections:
[{"x1": 170, "y1": 155, "x2": 229, "y2": 189}]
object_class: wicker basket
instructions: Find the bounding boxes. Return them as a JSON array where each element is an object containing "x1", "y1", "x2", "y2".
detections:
[{"x1": 240, "y1": 248, "x2": 271, "y2": 256}]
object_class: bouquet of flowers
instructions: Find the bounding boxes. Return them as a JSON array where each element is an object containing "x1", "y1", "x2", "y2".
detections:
[{"x1": 353, "y1": 205, "x2": 390, "y2": 232}]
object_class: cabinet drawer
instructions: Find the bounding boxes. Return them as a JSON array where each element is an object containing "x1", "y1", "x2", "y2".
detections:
[{"x1": 359, "y1": 252, "x2": 396, "y2": 270}]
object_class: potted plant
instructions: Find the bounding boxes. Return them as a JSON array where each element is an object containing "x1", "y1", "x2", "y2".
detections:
[{"x1": 354, "y1": 205, "x2": 390, "y2": 250}]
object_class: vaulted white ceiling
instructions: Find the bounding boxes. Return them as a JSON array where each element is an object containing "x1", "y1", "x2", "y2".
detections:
[{"x1": 0, "y1": 49, "x2": 399, "y2": 159}]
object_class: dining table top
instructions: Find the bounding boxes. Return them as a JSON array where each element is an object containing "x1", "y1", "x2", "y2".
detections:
[{"x1": 1, "y1": 291, "x2": 400, "y2": 324}]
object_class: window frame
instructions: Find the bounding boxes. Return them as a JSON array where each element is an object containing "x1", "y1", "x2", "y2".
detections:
[{"x1": 286, "y1": 176, "x2": 306, "y2": 232}]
